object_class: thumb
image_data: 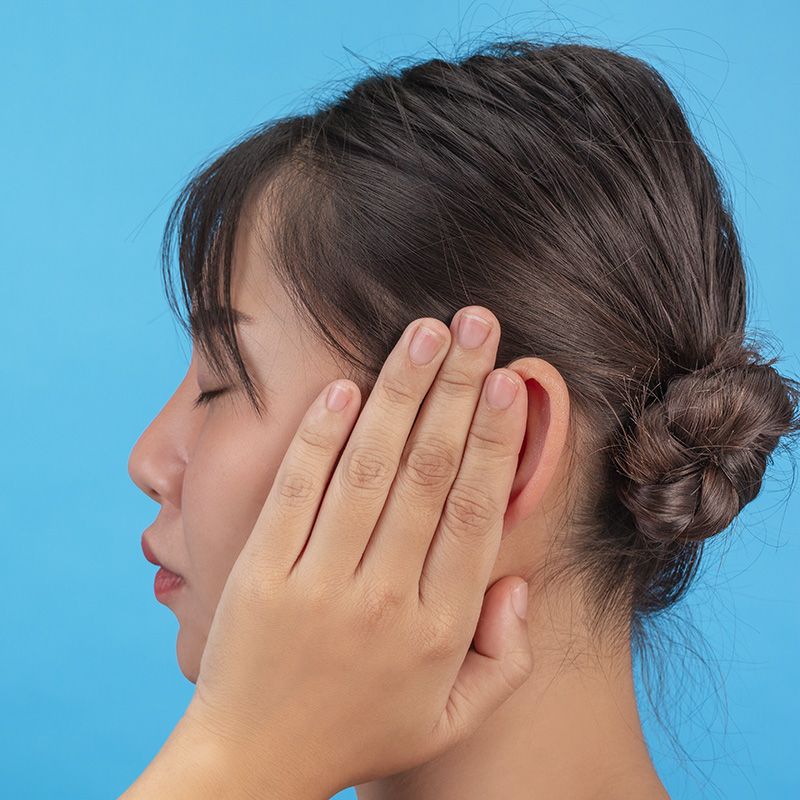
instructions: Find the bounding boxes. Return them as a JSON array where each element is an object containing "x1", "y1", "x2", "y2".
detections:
[{"x1": 431, "y1": 577, "x2": 533, "y2": 752}]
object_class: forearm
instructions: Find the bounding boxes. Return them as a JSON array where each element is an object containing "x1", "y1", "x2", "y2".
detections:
[{"x1": 119, "y1": 715, "x2": 328, "y2": 800}]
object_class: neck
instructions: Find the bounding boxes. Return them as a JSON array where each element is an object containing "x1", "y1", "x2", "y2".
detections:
[{"x1": 355, "y1": 602, "x2": 670, "y2": 800}]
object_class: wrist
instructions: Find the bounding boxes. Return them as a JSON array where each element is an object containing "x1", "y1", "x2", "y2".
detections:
[
  {"x1": 118, "y1": 715, "x2": 232, "y2": 800},
  {"x1": 120, "y1": 710, "x2": 332, "y2": 800}
]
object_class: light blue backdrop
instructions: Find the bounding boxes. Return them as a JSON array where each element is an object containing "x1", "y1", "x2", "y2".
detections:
[{"x1": 1, "y1": 2, "x2": 797, "y2": 798}]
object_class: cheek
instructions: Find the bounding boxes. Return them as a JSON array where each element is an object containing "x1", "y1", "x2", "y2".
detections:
[{"x1": 181, "y1": 416, "x2": 291, "y2": 618}]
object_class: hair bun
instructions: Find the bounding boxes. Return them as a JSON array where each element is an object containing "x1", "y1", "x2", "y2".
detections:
[{"x1": 612, "y1": 343, "x2": 798, "y2": 545}]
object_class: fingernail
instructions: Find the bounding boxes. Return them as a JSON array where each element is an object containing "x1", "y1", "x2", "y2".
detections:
[
  {"x1": 511, "y1": 583, "x2": 528, "y2": 620},
  {"x1": 456, "y1": 313, "x2": 491, "y2": 349},
  {"x1": 409, "y1": 325, "x2": 444, "y2": 365},
  {"x1": 326, "y1": 382, "x2": 352, "y2": 411},
  {"x1": 486, "y1": 372, "x2": 518, "y2": 409}
]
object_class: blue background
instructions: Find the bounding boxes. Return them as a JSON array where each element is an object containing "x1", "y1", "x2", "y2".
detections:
[{"x1": 1, "y1": 2, "x2": 797, "y2": 798}]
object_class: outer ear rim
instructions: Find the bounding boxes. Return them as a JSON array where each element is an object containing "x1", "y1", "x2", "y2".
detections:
[{"x1": 501, "y1": 357, "x2": 571, "y2": 538}]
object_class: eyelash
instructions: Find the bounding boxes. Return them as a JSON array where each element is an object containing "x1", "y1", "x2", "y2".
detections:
[{"x1": 193, "y1": 388, "x2": 226, "y2": 409}]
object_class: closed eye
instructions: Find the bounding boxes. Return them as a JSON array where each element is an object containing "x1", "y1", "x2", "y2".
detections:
[{"x1": 193, "y1": 388, "x2": 226, "y2": 408}]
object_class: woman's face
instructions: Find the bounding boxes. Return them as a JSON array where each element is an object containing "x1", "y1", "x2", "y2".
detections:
[{"x1": 128, "y1": 215, "x2": 349, "y2": 683}]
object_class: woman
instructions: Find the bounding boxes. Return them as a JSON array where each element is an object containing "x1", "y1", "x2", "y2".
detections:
[{"x1": 123, "y1": 39, "x2": 799, "y2": 798}]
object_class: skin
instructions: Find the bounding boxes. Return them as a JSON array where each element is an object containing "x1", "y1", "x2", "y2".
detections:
[{"x1": 129, "y1": 204, "x2": 670, "y2": 799}]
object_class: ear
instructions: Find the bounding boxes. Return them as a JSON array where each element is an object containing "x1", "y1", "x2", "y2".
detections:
[{"x1": 501, "y1": 357, "x2": 570, "y2": 539}]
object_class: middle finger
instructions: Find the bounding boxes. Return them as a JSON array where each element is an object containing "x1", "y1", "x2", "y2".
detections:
[{"x1": 357, "y1": 306, "x2": 500, "y2": 583}]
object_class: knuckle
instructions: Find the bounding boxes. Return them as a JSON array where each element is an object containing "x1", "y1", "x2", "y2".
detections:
[
  {"x1": 235, "y1": 565, "x2": 285, "y2": 608},
  {"x1": 436, "y1": 364, "x2": 478, "y2": 399},
  {"x1": 297, "y1": 424, "x2": 336, "y2": 453},
  {"x1": 302, "y1": 575, "x2": 349, "y2": 609},
  {"x1": 500, "y1": 649, "x2": 535, "y2": 693},
  {"x1": 341, "y1": 445, "x2": 394, "y2": 494},
  {"x1": 443, "y1": 483, "x2": 497, "y2": 533},
  {"x1": 468, "y1": 416, "x2": 514, "y2": 457},
  {"x1": 379, "y1": 373, "x2": 419, "y2": 407},
  {"x1": 277, "y1": 471, "x2": 318, "y2": 508},
  {"x1": 416, "y1": 610, "x2": 462, "y2": 658},
  {"x1": 403, "y1": 439, "x2": 460, "y2": 491},
  {"x1": 358, "y1": 581, "x2": 407, "y2": 628}
]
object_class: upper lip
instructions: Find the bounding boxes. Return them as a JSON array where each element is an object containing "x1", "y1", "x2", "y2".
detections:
[
  {"x1": 141, "y1": 531, "x2": 185, "y2": 580},
  {"x1": 141, "y1": 533, "x2": 163, "y2": 568}
]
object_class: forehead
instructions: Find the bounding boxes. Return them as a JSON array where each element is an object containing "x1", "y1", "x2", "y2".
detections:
[
  {"x1": 226, "y1": 197, "x2": 349, "y2": 378},
  {"x1": 186, "y1": 192, "x2": 293, "y2": 391},
  {"x1": 229, "y1": 194, "x2": 285, "y2": 317}
]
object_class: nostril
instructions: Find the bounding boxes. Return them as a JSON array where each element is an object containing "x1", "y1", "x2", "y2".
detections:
[
  {"x1": 145, "y1": 486, "x2": 163, "y2": 503},
  {"x1": 128, "y1": 436, "x2": 164, "y2": 502}
]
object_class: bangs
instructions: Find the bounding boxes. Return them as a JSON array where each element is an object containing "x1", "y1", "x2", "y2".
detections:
[{"x1": 160, "y1": 118, "x2": 305, "y2": 413}]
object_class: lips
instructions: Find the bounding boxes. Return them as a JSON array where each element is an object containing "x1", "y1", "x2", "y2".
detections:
[
  {"x1": 142, "y1": 532, "x2": 186, "y2": 602},
  {"x1": 141, "y1": 533, "x2": 162, "y2": 567},
  {"x1": 154, "y1": 566, "x2": 185, "y2": 600},
  {"x1": 141, "y1": 532, "x2": 184, "y2": 579}
]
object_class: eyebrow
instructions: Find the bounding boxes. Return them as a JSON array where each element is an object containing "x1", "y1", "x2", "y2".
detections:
[{"x1": 232, "y1": 309, "x2": 255, "y2": 325}]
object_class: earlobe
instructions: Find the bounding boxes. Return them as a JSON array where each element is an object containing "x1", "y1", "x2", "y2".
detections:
[{"x1": 501, "y1": 358, "x2": 570, "y2": 538}]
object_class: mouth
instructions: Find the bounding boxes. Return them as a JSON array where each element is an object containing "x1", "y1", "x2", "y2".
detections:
[
  {"x1": 154, "y1": 566, "x2": 185, "y2": 601},
  {"x1": 141, "y1": 532, "x2": 186, "y2": 603},
  {"x1": 141, "y1": 534, "x2": 162, "y2": 567}
]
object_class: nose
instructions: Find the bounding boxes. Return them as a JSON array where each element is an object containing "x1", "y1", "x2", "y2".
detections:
[{"x1": 128, "y1": 366, "x2": 198, "y2": 508}]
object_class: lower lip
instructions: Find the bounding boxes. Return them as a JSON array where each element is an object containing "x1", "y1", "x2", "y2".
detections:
[{"x1": 154, "y1": 567, "x2": 185, "y2": 602}]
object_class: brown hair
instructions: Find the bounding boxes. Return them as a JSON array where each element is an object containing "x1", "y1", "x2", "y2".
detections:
[{"x1": 162, "y1": 39, "x2": 800, "y2": 634}]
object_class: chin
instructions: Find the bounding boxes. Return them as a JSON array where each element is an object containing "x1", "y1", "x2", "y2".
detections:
[{"x1": 175, "y1": 627, "x2": 204, "y2": 684}]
